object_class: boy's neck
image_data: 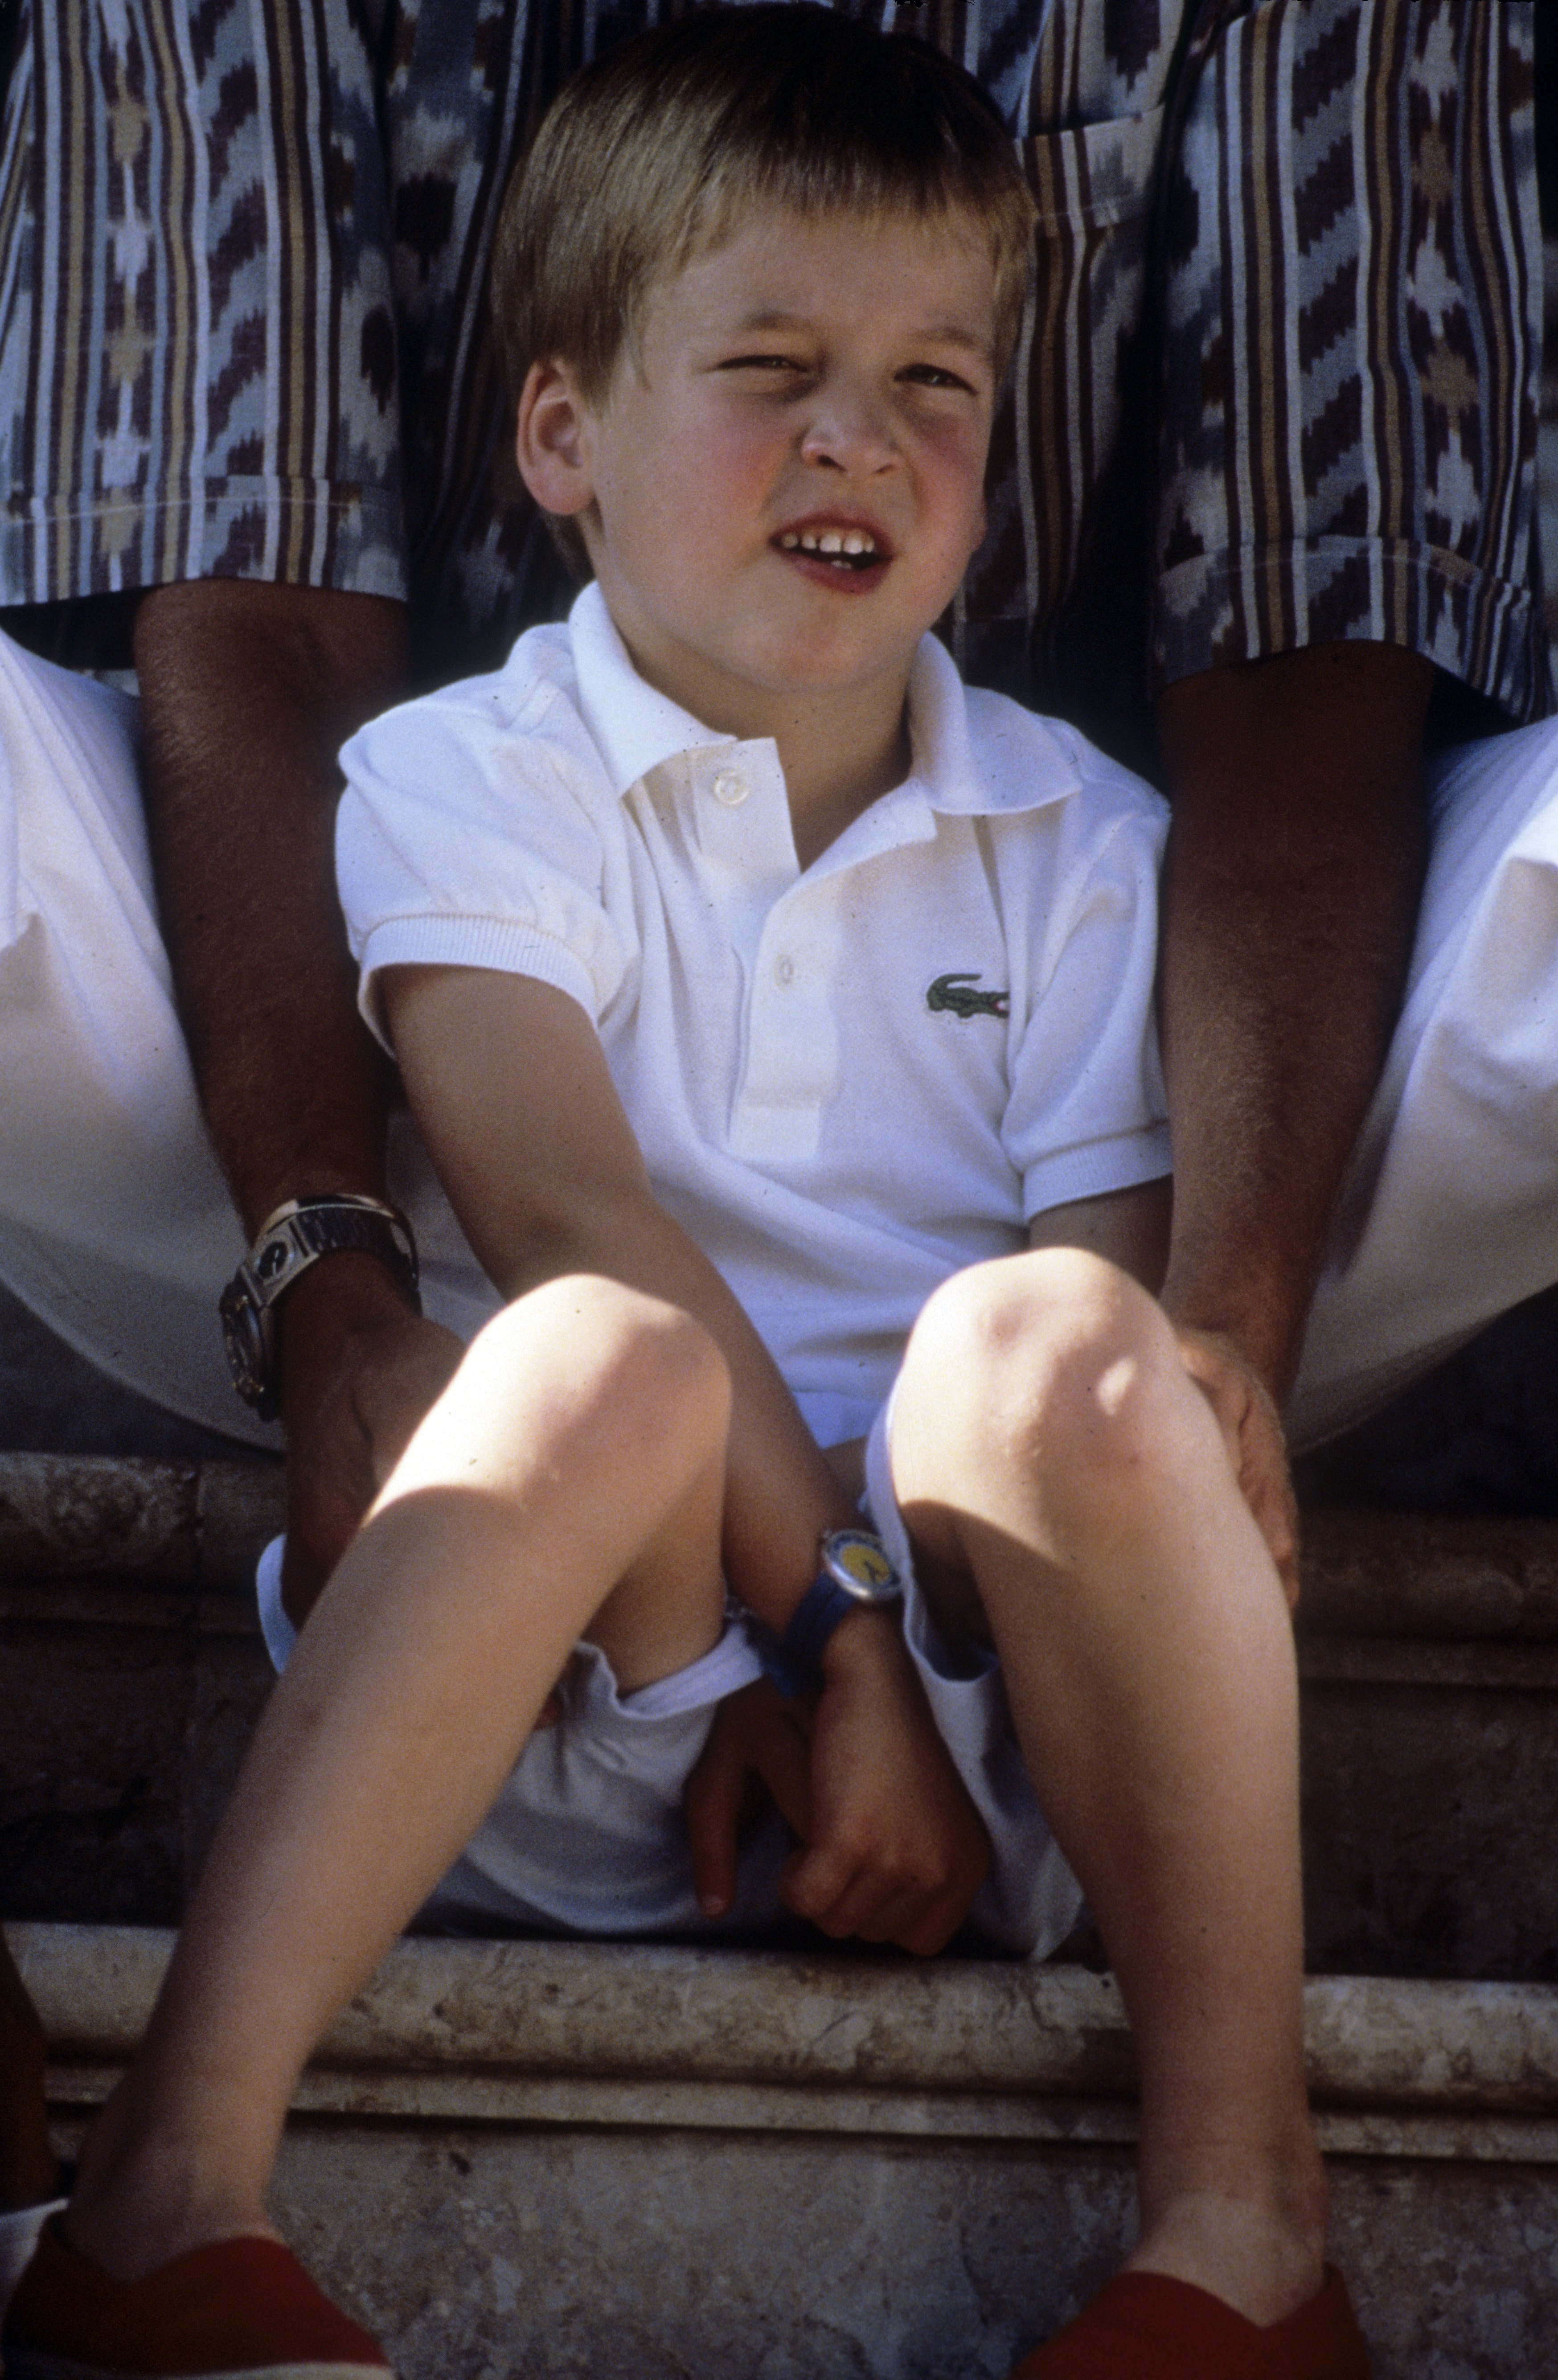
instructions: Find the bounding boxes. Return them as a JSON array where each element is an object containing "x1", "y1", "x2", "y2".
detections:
[
  {"x1": 608, "y1": 611, "x2": 917, "y2": 870},
  {"x1": 756, "y1": 684, "x2": 914, "y2": 870}
]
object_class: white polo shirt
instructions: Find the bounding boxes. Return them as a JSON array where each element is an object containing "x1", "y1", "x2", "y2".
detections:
[{"x1": 338, "y1": 584, "x2": 1170, "y2": 1446}]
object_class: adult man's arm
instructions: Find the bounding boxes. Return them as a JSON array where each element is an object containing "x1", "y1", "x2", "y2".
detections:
[
  {"x1": 1139, "y1": 0, "x2": 1540, "y2": 1551},
  {"x1": 132, "y1": 580, "x2": 465, "y2": 1620},
  {"x1": 1154, "y1": 638, "x2": 1432, "y2": 1570}
]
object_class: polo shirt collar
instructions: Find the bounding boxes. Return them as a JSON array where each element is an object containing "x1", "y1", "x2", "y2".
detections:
[
  {"x1": 568, "y1": 584, "x2": 737, "y2": 798},
  {"x1": 565, "y1": 579, "x2": 1086, "y2": 821},
  {"x1": 905, "y1": 633, "x2": 1084, "y2": 818}
]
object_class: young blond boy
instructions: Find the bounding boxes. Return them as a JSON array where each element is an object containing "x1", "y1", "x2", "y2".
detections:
[{"x1": 4, "y1": 10, "x2": 1368, "y2": 2376}]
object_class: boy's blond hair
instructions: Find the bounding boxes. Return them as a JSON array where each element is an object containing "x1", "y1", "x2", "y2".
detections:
[{"x1": 492, "y1": 3, "x2": 1036, "y2": 418}]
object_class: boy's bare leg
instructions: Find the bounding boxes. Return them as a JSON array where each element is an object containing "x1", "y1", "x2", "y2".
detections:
[
  {"x1": 64, "y1": 1274, "x2": 730, "y2": 2282},
  {"x1": 890, "y1": 1248, "x2": 1326, "y2": 2329},
  {"x1": 0, "y1": 1936, "x2": 62, "y2": 2216}
]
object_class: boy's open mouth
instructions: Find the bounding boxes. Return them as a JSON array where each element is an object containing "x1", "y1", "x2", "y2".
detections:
[{"x1": 775, "y1": 526, "x2": 887, "y2": 574}]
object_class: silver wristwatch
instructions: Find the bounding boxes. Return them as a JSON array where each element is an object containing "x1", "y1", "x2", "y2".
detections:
[{"x1": 219, "y1": 1193, "x2": 420, "y2": 1421}]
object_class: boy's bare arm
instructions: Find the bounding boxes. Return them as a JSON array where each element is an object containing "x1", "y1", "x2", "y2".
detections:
[
  {"x1": 384, "y1": 962, "x2": 855, "y2": 1618},
  {"x1": 383, "y1": 963, "x2": 992, "y2": 1948},
  {"x1": 1026, "y1": 1176, "x2": 1170, "y2": 1289}
]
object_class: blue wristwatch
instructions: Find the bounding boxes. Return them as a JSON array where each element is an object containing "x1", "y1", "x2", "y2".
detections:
[{"x1": 763, "y1": 1528, "x2": 902, "y2": 1695}]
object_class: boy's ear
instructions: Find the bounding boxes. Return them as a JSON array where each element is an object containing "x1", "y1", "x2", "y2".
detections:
[{"x1": 515, "y1": 359, "x2": 597, "y2": 517}]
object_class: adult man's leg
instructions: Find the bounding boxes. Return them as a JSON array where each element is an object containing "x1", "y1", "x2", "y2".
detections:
[
  {"x1": 1289, "y1": 716, "x2": 1558, "y2": 1451},
  {"x1": 0, "y1": 632, "x2": 263, "y2": 1436}
]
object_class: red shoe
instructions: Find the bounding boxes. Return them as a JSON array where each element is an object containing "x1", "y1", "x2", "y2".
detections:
[
  {"x1": 1, "y1": 2213, "x2": 391, "y2": 2378},
  {"x1": 1011, "y1": 2266, "x2": 1370, "y2": 2379}
]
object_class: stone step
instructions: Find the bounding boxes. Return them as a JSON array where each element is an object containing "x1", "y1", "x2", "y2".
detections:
[
  {"x1": 7, "y1": 1457, "x2": 1558, "y2": 2373},
  {"x1": 4, "y1": 1456, "x2": 1558, "y2": 1978},
  {"x1": 12, "y1": 1921, "x2": 1558, "y2": 2379}
]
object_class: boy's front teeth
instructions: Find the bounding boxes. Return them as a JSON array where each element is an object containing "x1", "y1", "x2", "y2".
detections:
[{"x1": 780, "y1": 529, "x2": 880, "y2": 565}]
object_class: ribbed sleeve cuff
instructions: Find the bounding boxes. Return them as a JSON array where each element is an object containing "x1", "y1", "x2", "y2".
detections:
[
  {"x1": 356, "y1": 915, "x2": 599, "y2": 1048},
  {"x1": 1023, "y1": 1126, "x2": 1172, "y2": 1224}
]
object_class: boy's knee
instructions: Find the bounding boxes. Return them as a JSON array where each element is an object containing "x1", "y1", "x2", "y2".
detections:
[
  {"x1": 901, "y1": 1248, "x2": 1182, "y2": 1497},
  {"x1": 475, "y1": 1275, "x2": 731, "y2": 1449}
]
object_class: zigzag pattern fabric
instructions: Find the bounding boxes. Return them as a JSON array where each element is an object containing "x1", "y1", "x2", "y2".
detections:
[{"x1": 0, "y1": 0, "x2": 1546, "y2": 748}]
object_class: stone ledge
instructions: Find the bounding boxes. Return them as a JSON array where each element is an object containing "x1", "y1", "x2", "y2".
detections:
[
  {"x1": 15, "y1": 1926, "x2": 1558, "y2": 2155},
  {"x1": 1296, "y1": 1507, "x2": 1558, "y2": 1638},
  {"x1": 8, "y1": 1454, "x2": 1558, "y2": 1636},
  {"x1": 0, "y1": 1453, "x2": 281, "y2": 1593}
]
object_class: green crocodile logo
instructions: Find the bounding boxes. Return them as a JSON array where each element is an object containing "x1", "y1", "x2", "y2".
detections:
[{"x1": 927, "y1": 972, "x2": 1009, "y2": 1020}]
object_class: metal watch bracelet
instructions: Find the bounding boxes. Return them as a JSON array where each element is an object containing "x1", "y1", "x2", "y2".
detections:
[{"x1": 219, "y1": 1193, "x2": 421, "y2": 1421}]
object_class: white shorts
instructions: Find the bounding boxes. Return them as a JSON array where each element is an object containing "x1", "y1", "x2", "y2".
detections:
[{"x1": 254, "y1": 1399, "x2": 1084, "y2": 1957}]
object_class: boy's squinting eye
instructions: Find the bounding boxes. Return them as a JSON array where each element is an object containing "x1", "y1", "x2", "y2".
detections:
[
  {"x1": 714, "y1": 352, "x2": 808, "y2": 375},
  {"x1": 899, "y1": 362, "x2": 980, "y2": 394}
]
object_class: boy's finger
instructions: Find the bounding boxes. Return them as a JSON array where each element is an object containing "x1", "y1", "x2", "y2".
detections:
[
  {"x1": 842, "y1": 1880, "x2": 943, "y2": 1948},
  {"x1": 684, "y1": 1725, "x2": 748, "y2": 1917},
  {"x1": 888, "y1": 1888, "x2": 969, "y2": 1959},
  {"x1": 749, "y1": 1707, "x2": 814, "y2": 1840},
  {"x1": 779, "y1": 1837, "x2": 864, "y2": 1929}
]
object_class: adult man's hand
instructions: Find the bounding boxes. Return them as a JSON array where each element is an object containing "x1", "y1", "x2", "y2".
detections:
[
  {"x1": 1174, "y1": 1324, "x2": 1299, "y2": 1609},
  {"x1": 275, "y1": 1252, "x2": 465, "y2": 1626}
]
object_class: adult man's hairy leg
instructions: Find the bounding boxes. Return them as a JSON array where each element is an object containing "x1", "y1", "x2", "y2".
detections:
[
  {"x1": 1156, "y1": 640, "x2": 1432, "y2": 1584},
  {"x1": 132, "y1": 583, "x2": 463, "y2": 1621}
]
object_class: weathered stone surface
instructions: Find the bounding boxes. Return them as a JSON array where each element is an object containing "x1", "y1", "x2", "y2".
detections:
[
  {"x1": 0, "y1": 1450, "x2": 282, "y2": 1592},
  {"x1": 197, "y1": 1460, "x2": 286, "y2": 1592},
  {"x1": 0, "y1": 1612, "x2": 271, "y2": 1925},
  {"x1": 38, "y1": 2109, "x2": 1558, "y2": 2380},
  {"x1": 8, "y1": 1484, "x2": 1558, "y2": 1979},
  {"x1": 1300, "y1": 1681, "x2": 1558, "y2": 1983},
  {"x1": 0, "y1": 1452, "x2": 199, "y2": 1583},
  {"x1": 16, "y1": 1927, "x2": 1558, "y2": 2120},
  {"x1": 7, "y1": 1454, "x2": 1558, "y2": 1630},
  {"x1": 271, "y1": 2134, "x2": 1558, "y2": 2380},
  {"x1": 2, "y1": 1625, "x2": 199, "y2": 1924},
  {"x1": 1298, "y1": 1509, "x2": 1558, "y2": 1639}
]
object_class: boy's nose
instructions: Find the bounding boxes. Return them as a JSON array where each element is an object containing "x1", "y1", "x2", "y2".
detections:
[{"x1": 799, "y1": 384, "x2": 898, "y2": 474}]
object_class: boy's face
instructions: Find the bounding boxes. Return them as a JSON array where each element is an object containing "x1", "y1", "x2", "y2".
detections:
[{"x1": 518, "y1": 203, "x2": 998, "y2": 746}]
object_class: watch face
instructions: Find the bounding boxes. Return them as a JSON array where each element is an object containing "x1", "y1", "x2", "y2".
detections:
[{"x1": 820, "y1": 1528, "x2": 900, "y2": 1600}]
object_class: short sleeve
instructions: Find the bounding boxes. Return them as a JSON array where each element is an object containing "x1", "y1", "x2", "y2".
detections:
[
  {"x1": 336, "y1": 669, "x2": 632, "y2": 1053},
  {"x1": 1002, "y1": 784, "x2": 1172, "y2": 1217},
  {"x1": 1155, "y1": 0, "x2": 1550, "y2": 721}
]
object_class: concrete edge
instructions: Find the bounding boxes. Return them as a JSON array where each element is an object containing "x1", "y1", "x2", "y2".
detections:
[
  {"x1": 35, "y1": 2060, "x2": 1558, "y2": 2165},
  {"x1": 0, "y1": 1452, "x2": 282, "y2": 1592},
  {"x1": 12, "y1": 1925, "x2": 1558, "y2": 2115}
]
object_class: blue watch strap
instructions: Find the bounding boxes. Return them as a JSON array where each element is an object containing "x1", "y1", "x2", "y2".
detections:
[{"x1": 779, "y1": 1573, "x2": 863, "y2": 1677}]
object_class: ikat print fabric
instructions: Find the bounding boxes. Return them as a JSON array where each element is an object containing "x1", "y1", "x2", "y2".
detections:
[{"x1": 0, "y1": 0, "x2": 1546, "y2": 743}]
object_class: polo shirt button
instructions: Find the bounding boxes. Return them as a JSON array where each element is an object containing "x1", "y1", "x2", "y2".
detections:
[
  {"x1": 711, "y1": 769, "x2": 749, "y2": 808},
  {"x1": 774, "y1": 954, "x2": 795, "y2": 985}
]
